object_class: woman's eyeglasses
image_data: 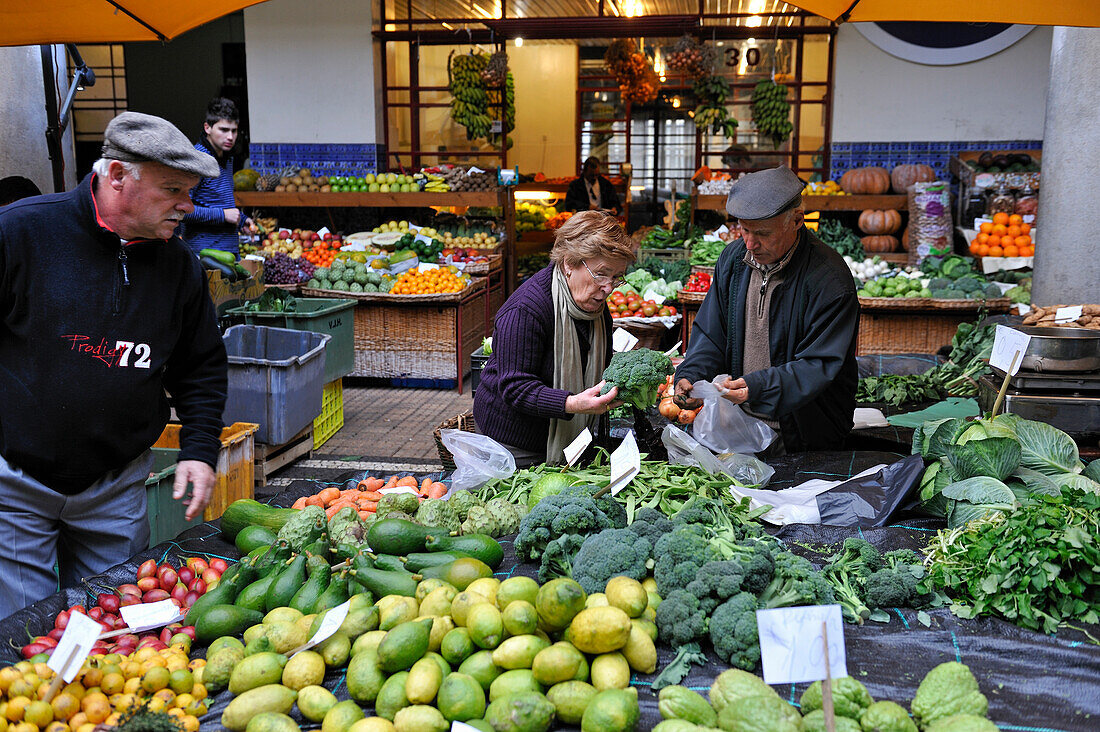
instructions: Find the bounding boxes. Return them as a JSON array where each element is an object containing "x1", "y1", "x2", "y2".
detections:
[{"x1": 582, "y1": 260, "x2": 627, "y2": 288}]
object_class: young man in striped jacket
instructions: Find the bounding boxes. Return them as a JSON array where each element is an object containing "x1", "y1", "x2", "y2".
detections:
[{"x1": 180, "y1": 97, "x2": 252, "y2": 258}]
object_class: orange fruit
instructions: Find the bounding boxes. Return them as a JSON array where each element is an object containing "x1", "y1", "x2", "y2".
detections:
[
  {"x1": 977, "y1": 244, "x2": 990, "y2": 257},
  {"x1": 1019, "y1": 222, "x2": 1031, "y2": 234},
  {"x1": 969, "y1": 242, "x2": 981, "y2": 256},
  {"x1": 1016, "y1": 235, "x2": 1032, "y2": 247},
  {"x1": 989, "y1": 245, "x2": 1004, "y2": 257},
  {"x1": 1008, "y1": 214, "x2": 1023, "y2": 226},
  {"x1": 1004, "y1": 245, "x2": 1020, "y2": 257},
  {"x1": 979, "y1": 222, "x2": 993, "y2": 234},
  {"x1": 992, "y1": 212, "x2": 1009, "y2": 225},
  {"x1": 1006, "y1": 225, "x2": 1021, "y2": 238},
  {"x1": 1024, "y1": 246, "x2": 1035, "y2": 256},
  {"x1": 976, "y1": 233, "x2": 989, "y2": 246},
  {"x1": 987, "y1": 235, "x2": 1001, "y2": 248},
  {"x1": 991, "y1": 224, "x2": 1007, "y2": 237}
]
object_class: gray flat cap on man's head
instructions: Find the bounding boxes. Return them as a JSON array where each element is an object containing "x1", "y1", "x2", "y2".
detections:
[
  {"x1": 725, "y1": 165, "x2": 807, "y2": 221},
  {"x1": 102, "y1": 112, "x2": 219, "y2": 178}
]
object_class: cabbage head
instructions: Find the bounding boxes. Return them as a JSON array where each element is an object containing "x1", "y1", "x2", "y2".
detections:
[
  {"x1": 943, "y1": 476, "x2": 1016, "y2": 528},
  {"x1": 947, "y1": 437, "x2": 1020, "y2": 481}
]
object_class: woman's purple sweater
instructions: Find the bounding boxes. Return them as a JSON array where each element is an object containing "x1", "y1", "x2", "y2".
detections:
[{"x1": 472, "y1": 265, "x2": 611, "y2": 454}]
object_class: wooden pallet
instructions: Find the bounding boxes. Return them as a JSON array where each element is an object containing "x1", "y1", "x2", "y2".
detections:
[{"x1": 255, "y1": 425, "x2": 313, "y2": 486}]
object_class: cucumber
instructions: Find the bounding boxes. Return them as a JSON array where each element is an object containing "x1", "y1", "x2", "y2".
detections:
[
  {"x1": 235, "y1": 525, "x2": 278, "y2": 555},
  {"x1": 199, "y1": 248, "x2": 237, "y2": 265},
  {"x1": 424, "y1": 533, "x2": 504, "y2": 569},
  {"x1": 200, "y1": 256, "x2": 238, "y2": 280},
  {"x1": 194, "y1": 605, "x2": 264, "y2": 643},
  {"x1": 403, "y1": 551, "x2": 475, "y2": 572},
  {"x1": 367, "y1": 518, "x2": 435, "y2": 556},
  {"x1": 220, "y1": 499, "x2": 299, "y2": 541}
]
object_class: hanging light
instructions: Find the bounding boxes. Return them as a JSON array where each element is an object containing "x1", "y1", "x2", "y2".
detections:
[
  {"x1": 672, "y1": 97, "x2": 681, "y2": 109},
  {"x1": 514, "y1": 37, "x2": 524, "y2": 47},
  {"x1": 623, "y1": 0, "x2": 643, "y2": 17}
]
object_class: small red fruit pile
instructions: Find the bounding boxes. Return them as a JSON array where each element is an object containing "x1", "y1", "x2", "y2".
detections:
[
  {"x1": 441, "y1": 247, "x2": 488, "y2": 263},
  {"x1": 21, "y1": 557, "x2": 225, "y2": 659},
  {"x1": 684, "y1": 271, "x2": 711, "y2": 293},
  {"x1": 607, "y1": 290, "x2": 679, "y2": 319}
]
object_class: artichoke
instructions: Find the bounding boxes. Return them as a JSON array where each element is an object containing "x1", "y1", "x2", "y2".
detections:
[{"x1": 416, "y1": 498, "x2": 461, "y2": 533}]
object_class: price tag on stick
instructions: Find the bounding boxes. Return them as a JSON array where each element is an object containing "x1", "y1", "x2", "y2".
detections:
[
  {"x1": 118, "y1": 600, "x2": 184, "y2": 633},
  {"x1": 563, "y1": 428, "x2": 592, "y2": 468},
  {"x1": 990, "y1": 325, "x2": 1031, "y2": 376},
  {"x1": 48, "y1": 611, "x2": 103, "y2": 684},
  {"x1": 756, "y1": 605, "x2": 847, "y2": 685},
  {"x1": 290, "y1": 600, "x2": 352, "y2": 656},
  {"x1": 1055, "y1": 305, "x2": 1084, "y2": 324},
  {"x1": 608, "y1": 431, "x2": 640, "y2": 496},
  {"x1": 612, "y1": 328, "x2": 639, "y2": 353}
]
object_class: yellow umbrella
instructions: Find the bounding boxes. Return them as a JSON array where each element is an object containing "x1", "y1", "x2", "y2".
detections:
[
  {"x1": 0, "y1": 0, "x2": 271, "y2": 46},
  {"x1": 786, "y1": 0, "x2": 1100, "y2": 26}
]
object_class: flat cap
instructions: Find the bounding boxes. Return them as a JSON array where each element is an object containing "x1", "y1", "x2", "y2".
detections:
[
  {"x1": 726, "y1": 165, "x2": 807, "y2": 221},
  {"x1": 102, "y1": 112, "x2": 219, "y2": 178}
]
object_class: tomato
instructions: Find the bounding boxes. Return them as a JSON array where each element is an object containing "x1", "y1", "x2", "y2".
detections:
[
  {"x1": 658, "y1": 306, "x2": 672, "y2": 317},
  {"x1": 642, "y1": 304, "x2": 657, "y2": 317},
  {"x1": 667, "y1": 306, "x2": 677, "y2": 315}
]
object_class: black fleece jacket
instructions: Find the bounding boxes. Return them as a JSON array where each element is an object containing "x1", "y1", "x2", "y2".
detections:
[
  {"x1": 0, "y1": 174, "x2": 227, "y2": 494},
  {"x1": 675, "y1": 228, "x2": 859, "y2": 452}
]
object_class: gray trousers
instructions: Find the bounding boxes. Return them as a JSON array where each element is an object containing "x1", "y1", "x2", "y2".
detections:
[{"x1": 0, "y1": 450, "x2": 152, "y2": 621}]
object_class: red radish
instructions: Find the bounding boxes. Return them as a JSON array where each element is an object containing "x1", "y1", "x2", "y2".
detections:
[
  {"x1": 188, "y1": 578, "x2": 206, "y2": 595},
  {"x1": 137, "y1": 577, "x2": 159, "y2": 593},
  {"x1": 209, "y1": 558, "x2": 229, "y2": 574},
  {"x1": 137, "y1": 559, "x2": 158, "y2": 579},
  {"x1": 177, "y1": 567, "x2": 195, "y2": 586},
  {"x1": 183, "y1": 591, "x2": 200, "y2": 608},
  {"x1": 142, "y1": 589, "x2": 170, "y2": 603}
]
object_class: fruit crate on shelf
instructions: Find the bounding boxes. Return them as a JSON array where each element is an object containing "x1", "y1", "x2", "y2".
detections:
[
  {"x1": 152, "y1": 422, "x2": 259, "y2": 521},
  {"x1": 313, "y1": 378, "x2": 345, "y2": 450}
]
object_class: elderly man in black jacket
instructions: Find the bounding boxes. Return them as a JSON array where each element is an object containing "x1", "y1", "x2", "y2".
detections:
[{"x1": 674, "y1": 166, "x2": 859, "y2": 454}]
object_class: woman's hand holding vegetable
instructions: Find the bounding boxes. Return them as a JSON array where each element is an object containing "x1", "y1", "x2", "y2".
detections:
[{"x1": 566, "y1": 381, "x2": 620, "y2": 414}]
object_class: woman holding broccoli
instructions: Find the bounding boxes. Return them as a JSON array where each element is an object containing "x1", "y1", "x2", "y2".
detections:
[{"x1": 473, "y1": 211, "x2": 634, "y2": 465}]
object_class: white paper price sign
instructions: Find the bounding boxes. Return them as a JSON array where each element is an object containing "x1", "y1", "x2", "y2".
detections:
[
  {"x1": 119, "y1": 600, "x2": 183, "y2": 633},
  {"x1": 467, "y1": 166, "x2": 486, "y2": 175},
  {"x1": 612, "y1": 328, "x2": 639, "y2": 352},
  {"x1": 452, "y1": 723, "x2": 484, "y2": 732},
  {"x1": 1056, "y1": 305, "x2": 1084, "y2": 324},
  {"x1": 648, "y1": 292, "x2": 667, "y2": 305},
  {"x1": 757, "y1": 605, "x2": 847, "y2": 685},
  {"x1": 990, "y1": 325, "x2": 1031, "y2": 376},
  {"x1": 407, "y1": 223, "x2": 421, "y2": 233},
  {"x1": 316, "y1": 226, "x2": 331, "y2": 237},
  {"x1": 292, "y1": 600, "x2": 352, "y2": 656},
  {"x1": 48, "y1": 612, "x2": 102, "y2": 683},
  {"x1": 379, "y1": 486, "x2": 420, "y2": 495},
  {"x1": 563, "y1": 428, "x2": 592, "y2": 467},
  {"x1": 499, "y1": 169, "x2": 518, "y2": 184},
  {"x1": 418, "y1": 262, "x2": 440, "y2": 272},
  {"x1": 608, "y1": 431, "x2": 640, "y2": 495}
]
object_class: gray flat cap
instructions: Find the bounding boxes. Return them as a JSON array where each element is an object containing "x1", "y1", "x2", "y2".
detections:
[
  {"x1": 726, "y1": 165, "x2": 807, "y2": 220},
  {"x1": 102, "y1": 112, "x2": 219, "y2": 178}
]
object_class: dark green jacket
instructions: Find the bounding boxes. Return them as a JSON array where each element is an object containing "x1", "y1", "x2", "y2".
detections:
[{"x1": 675, "y1": 227, "x2": 859, "y2": 452}]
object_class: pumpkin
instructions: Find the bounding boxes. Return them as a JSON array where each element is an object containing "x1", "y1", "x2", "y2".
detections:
[
  {"x1": 862, "y1": 235, "x2": 900, "y2": 253},
  {"x1": 890, "y1": 163, "x2": 936, "y2": 193},
  {"x1": 901, "y1": 227, "x2": 910, "y2": 251},
  {"x1": 858, "y1": 209, "x2": 902, "y2": 235},
  {"x1": 839, "y1": 166, "x2": 891, "y2": 195}
]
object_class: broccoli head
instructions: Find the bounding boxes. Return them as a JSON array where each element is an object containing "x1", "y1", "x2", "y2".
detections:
[
  {"x1": 626, "y1": 506, "x2": 674, "y2": 545},
  {"x1": 514, "y1": 485, "x2": 619, "y2": 561},
  {"x1": 599, "y1": 348, "x2": 675, "y2": 409},
  {"x1": 538, "y1": 532, "x2": 585, "y2": 584},
  {"x1": 653, "y1": 523, "x2": 717, "y2": 598},
  {"x1": 686, "y1": 560, "x2": 749, "y2": 613},
  {"x1": 709, "y1": 592, "x2": 761, "y2": 671},
  {"x1": 758, "y1": 552, "x2": 835, "y2": 609},
  {"x1": 722, "y1": 539, "x2": 776, "y2": 595},
  {"x1": 654, "y1": 589, "x2": 709, "y2": 649},
  {"x1": 864, "y1": 550, "x2": 932, "y2": 611},
  {"x1": 571, "y1": 528, "x2": 652, "y2": 594},
  {"x1": 823, "y1": 538, "x2": 884, "y2": 624},
  {"x1": 910, "y1": 662, "x2": 989, "y2": 729}
]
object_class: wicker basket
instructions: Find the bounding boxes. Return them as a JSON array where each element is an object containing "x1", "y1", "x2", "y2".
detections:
[
  {"x1": 615, "y1": 318, "x2": 679, "y2": 350},
  {"x1": 463, "y1": 253, "x2": 503, "y2": 276},
  {"x1": 434, "y1": 410, "x2": 477, "y2": 470},
  {"x1": 858, "y1": 296, "x2": 1011, "y2": 311},
  {"x1": 303, "y1": 278, "x2": 484, "y2": 303},
  {"x1": 677, "y1": 289, "x2": 707, "y2": 304},
  {"x1": 690, "y1": 264, "x2": 716, "y2": 276}
]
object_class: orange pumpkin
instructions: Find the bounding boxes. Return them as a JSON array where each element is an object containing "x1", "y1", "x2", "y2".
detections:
[
  {"x1": 901, "y1": 227, "x2": 910, "y2": 251},
  {"x1": 858, "y1": 209, "x2": 902, "y2": 235},
  {"x1": 890, "y1": 164, "x2": 936, "y2": 193},
  {"x1": 839, "y1": 166, "x2": 891, "y2": 195},
  {"x1": 862, "y1": 235, "x2": 900, "y2": 253}
]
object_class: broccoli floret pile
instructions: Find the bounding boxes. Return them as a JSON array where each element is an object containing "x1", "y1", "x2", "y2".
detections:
[
  {"x1": 654, "y1": 523, "x2": 716, "y2": 598},
  {"x1": 625, "y1": 506, "x2": 674, "y2": 545},
  {"x1": 709, "y1": 592, "x2": 761, "y2": 670},
  {"x1": 686, "y1": 561, "x2": 751, "y2": 613},
  {"x1": 865, "y1": 549, "x2": 932, "y2": 611},
  {"x1": 758, "y1": 552, "x2": 835, "y2": 609},
  {"x1": 571, "y1": 528, "x2": 652, "y2": 594},
  {"x1": 514, "y1": 485, "x2": 625, "y2": 562},
  {"x1": 823, "y1": 539, "x2": 931, "y2": 623},
  {"x1": 537, "y1": 532, "x2": 585, "y2": 584},
  {"x1": 599, "y1": 348, "x2": 675, "y2": 409},
  {"x1": 654, "y1": 589, "x2": 710, "y2": 648}
]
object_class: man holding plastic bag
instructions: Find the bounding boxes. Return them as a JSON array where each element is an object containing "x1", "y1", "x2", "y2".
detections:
[{"x1": 674, "y1": 166, "x2": 859, "y2": 455}]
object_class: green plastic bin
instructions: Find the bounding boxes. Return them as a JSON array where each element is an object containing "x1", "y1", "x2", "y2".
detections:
[
  {"x1": 225, "y1": 298, "x2": 355, "y2": 384},
  {"x1": 145, "y1": 465, "x2": 202, "y2": 547}
]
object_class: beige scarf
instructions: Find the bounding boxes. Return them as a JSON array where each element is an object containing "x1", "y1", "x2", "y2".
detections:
[{"x1": 546, "y1": 264, "x2": 608, "y2": 464}]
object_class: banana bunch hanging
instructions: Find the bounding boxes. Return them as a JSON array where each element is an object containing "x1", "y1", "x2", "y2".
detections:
[
  {"x1": 692, "y1": 75, "x2": 738, "y2": 140},
  {"x1": 751, "y1": 80, "x2": 793, "y2": 149},
  {"x1": 450, "y1": 52, "x2": 493, "y2": 140}
]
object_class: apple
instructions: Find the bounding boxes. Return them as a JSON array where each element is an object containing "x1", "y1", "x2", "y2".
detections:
[{"x1": 379, "y1": 184, "x2": 390, "y2": 193}]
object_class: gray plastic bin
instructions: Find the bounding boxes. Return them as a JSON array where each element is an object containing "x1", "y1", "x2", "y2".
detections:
[{"x1": 222, "y1": 325, "x2": 330, "y2": 444}]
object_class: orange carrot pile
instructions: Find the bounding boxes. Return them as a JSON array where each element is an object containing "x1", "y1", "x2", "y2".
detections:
[{"x1": 292, "y1": 474, "x2": 448, "y2": 520}]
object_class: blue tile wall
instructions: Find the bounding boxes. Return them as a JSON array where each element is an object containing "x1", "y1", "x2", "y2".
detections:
[
  {"x1": 247, "y1": 143, "x2": 385, "y2": 176},
  {"x1": 828, "y1": 139, "x2": 1042, "y2": 182}
]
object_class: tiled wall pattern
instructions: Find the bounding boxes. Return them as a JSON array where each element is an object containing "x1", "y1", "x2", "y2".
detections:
[
  {"x1": 248, "y1": 143, "x2": 385, "y2": 176},
  {"x1": 829, "y1": 140, "x2": 1042, "y2": 182}
]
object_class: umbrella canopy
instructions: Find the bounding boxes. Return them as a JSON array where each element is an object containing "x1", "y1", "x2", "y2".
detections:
[
  {"x1": 787, "y1": 0, "x2": 1100, "y2": 27},
  {"x1": 0, "y1": 0, "x2": 271, "y2": 46}
]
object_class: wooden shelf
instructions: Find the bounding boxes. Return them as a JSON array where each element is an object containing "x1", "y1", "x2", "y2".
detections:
[
  {"x1": 235, "y1": 191, "x2": 503, "y2": 208},
  {"x1": 517, "y1": 230, "x2": 555, "y2": 243},
  {"x1": 695, "y1": 193, "x2": 908, "y2": 212}
]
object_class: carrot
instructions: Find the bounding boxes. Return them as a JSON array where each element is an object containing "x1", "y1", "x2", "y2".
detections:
[
  {"x1": 292, "y1": 496, "x2": 308, "y2": 510},
  {"x1": 358, "y1": 477, "x2": 384, "y2": 492},
  {"x1": 317, "y1": 487, "x2": 341, "y2": 505},
  {"x1": 383, "y1": 475, "x2": 399, "y2": 490},
  {"x1": 357, "y1": 499, "x2": 379, "y2": 512},
  {"x1": 339, "y1": 488, "x2": 362, "y2": 500},
  {"x1": 359, "y1": 491, "x2": 383, "y2": 502},
  {"x1": 326, "y1": 500, "x2": 357, "y2": 519},
  {"x1": 396, "y1": 476, "x2": 419, "y2": 489},
  {"x1": 305, "y1": 495, "x2": 325, "y2": 508},
  {"x1": 357, "y1": 510, "x2": 374, "y2": 521},
  {"x1": 421, "y1": 477, "x2": 433, "y2": 494},
  {"x1": 325, "y1": 504, "x2": 344, "y2": 520},
  {"x1": 427, "y1": 482, "x2": 448, "y2": 499}
]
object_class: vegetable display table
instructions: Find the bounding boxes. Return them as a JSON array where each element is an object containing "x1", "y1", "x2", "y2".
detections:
[{"x1": 302, "y1": 279, "x2": 486, "y2": 393}]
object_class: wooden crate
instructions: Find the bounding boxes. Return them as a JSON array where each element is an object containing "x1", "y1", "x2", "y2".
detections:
[
  {"x1": 152, "y1": 422, "x2": 258, "y2": 521},
  {"x1": 349, "y1": 286, "x2": 486, "y2": 393},
  {"x1": 255, "y1": 425, "x2": 313, "y2": 487}
]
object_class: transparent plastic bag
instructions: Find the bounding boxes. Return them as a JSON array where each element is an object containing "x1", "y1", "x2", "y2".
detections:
[
  {"x1": 690, "y1": 375, "x2": 777, "y2": 455},
  {"x1": 662, "y1": 425, "x2": 774, "y2": 487},
  {"x1": 440, "y1": 430, "x2": 516, "y2": 492}
]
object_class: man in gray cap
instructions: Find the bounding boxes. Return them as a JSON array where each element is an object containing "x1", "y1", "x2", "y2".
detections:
[
  {"x1": 0, "y1": 111, "x2": 227, "y2": 617},
  {"x1": 674, "y1": 166, "x2": 858, "y2": 454}
]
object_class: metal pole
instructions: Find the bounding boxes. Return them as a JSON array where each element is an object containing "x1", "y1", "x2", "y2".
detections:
[{"x1": 39, "y1": 45, "x2": 66, "y2": 193}]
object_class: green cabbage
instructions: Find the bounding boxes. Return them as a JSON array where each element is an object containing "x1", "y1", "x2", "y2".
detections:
[
  {"x1": 947, "y1": 437, "x2": 1021, "y2": 481},
  {"x1": 943, "y1": 477, "x2": 1016, "y2": 528},
  {"x1": 1010, "y1": 418, "x2": 1083, "y2": 475}
]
